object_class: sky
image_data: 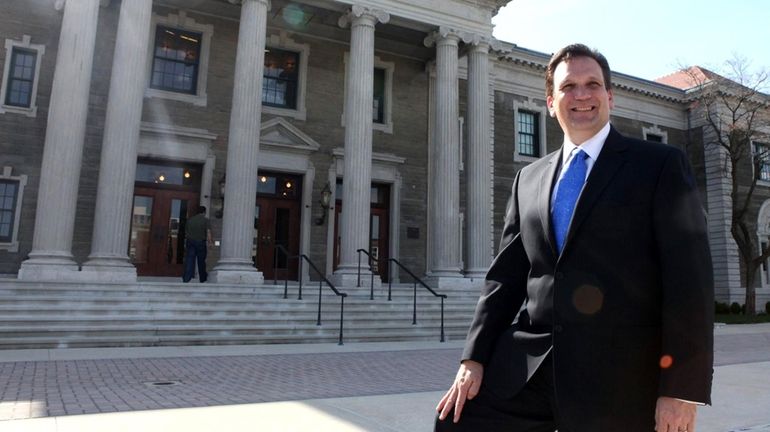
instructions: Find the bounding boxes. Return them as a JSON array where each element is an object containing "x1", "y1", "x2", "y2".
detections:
[{"x1": 492, "y1": 0, "x2": 769, "y2": 83}]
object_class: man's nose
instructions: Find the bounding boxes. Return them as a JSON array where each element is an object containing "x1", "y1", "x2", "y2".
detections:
[{"x1": 573, "y1": 86, "x2": 591, "y2": 99}]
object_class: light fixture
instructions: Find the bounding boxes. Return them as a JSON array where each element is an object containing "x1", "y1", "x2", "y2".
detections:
[
  {"x1": 314, "y1": 182, "x2": 333, "y2": 225},
  {"x1": 183, "y1": 170, "x2": 191, "y2": 179},
  {"x1": 216, "y1": 174, "x2": 226, "y2": 219},
  {"x1": 158, "y1": 174, "x2": 166, "y2": 182},
  {"x1": 260, "y1": 176, "x2": 268, "y2": 183},
  {"x1": 285, "y1": 181, "x2": 292, "y2": 188}
]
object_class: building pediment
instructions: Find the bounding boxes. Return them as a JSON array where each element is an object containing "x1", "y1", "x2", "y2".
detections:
[{"x1": 260, "y1": 117, "x2": 320, "y2": 154}]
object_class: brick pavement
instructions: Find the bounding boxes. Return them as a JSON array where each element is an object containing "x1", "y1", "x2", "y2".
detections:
[
  {"x1": 0, "y1": 348, "x2": 462, "y2": 421},
  {"x1": 2, "y1": 324, "x2": 770, "y2": 425}
]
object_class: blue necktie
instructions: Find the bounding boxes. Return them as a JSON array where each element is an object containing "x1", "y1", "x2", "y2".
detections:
[{"x1": 552, "y1": 149, "x2": 588, "y2": 253}]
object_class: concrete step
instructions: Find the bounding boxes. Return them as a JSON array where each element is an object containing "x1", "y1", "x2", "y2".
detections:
[
  {"x1": 0, "y1": 330, "x2": 469, "y2": 350},
  {"x1": 0, "y1": 279, "x2": 479, "y2": 349}
]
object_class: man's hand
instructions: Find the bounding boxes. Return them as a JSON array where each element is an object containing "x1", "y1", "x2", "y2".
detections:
[
  {"x1": 436, "y1": 360, "x2": 484, "y2": 423},
  {"x1": 655, "y1": 396, "x2": 697, "y2": 432}
]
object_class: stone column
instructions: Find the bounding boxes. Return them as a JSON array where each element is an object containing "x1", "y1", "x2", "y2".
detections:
[
  {"x1": 333, "y1": 6, "x2": 389, "y2": 287},
  {"x1": 18, "y1": 0, "x2": 101, "y2": 281},
  {"x1": 81, "y1": 0, "x2": 153, "y2": 282},
  {"x1": 465, "y1": 40, "x2": 493, "y2": 279},
  {"x1": 424, "y1": 28, "x2": 464, "y2": 282},
  {"x1": 210, "y1": 0, "x2": 269, "y2": 284}
]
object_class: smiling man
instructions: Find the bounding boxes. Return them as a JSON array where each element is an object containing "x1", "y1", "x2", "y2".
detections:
[{"x1": 434, "y1": 44, "x2": 714, "y2": 432}]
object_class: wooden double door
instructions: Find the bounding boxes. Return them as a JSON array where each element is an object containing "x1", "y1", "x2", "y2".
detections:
[
  {"x1": 333, "y1": 183, "x2": 390, "y2": 282},
  {"x1": 130, "y1": 187, "x2": 199, "y2": 277},
  {"x1": 254, "y1": 197, "x2": 301, "y2": 280},
  {"x1": 252, "y1": 172, "x2": 303, "y2": 281}
]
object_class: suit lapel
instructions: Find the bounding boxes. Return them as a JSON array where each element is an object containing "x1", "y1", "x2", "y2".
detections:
[
  {"x1": 538, "y1": 150, "x2": 562, "y2": 259},
  {"x1": 560, "y1": 127, "x2": 629, "y2": 255}
]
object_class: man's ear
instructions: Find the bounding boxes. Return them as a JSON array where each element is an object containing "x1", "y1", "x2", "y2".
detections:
[
  {"x1": 607, "y1": 89, "x2": 614, "y2": 109},
  {"x1": 546, "y1": 95, "x2": 556, "y2": 117}
]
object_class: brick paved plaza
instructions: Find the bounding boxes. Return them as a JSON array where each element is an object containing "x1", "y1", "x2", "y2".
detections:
[{"x1": 1, "y1": 325, "x2": 770, "y2": 431}]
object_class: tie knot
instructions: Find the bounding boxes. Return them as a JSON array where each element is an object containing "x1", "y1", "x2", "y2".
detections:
[{"x1": 573, "y1": 149, "x2": 588, "y2": 162}]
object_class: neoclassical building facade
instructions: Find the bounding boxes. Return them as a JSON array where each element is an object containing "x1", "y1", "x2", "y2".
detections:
[{"x1": 0, "y1": 0, "x2": 765, "y2": 307}]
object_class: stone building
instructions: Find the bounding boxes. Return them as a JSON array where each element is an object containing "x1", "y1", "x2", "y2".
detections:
[{"x1": 0, "y1": 0, "x2": 766, "y2": 313}]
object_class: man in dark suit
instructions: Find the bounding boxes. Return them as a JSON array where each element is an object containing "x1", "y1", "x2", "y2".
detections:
[{"x1": 435, "y1": 44, "x2": 714, "y2": 432}]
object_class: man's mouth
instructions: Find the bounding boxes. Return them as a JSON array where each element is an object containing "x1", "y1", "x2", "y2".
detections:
[{"x1": 572, "y1": 106, "x2": 594, "y2": 112}]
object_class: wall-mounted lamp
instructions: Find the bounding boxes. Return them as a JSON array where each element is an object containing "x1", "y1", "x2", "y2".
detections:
[
  {"x1": 215, "y1": 174, "x2": 226, "y2": 218},
  {"x1": 314, "y1": 182, "x2": 333, "y2": 225}
]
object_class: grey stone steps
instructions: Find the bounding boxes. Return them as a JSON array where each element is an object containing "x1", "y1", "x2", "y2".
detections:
[
  {"x1": 0, "y1": 331, "x2": 467, "y2": 350},
  {"x1": 0, "y1": 311, "x2": 474, "y2": 322},
  {"x1": 0, "y1": 280, "x2": 479, "y2": 349}
]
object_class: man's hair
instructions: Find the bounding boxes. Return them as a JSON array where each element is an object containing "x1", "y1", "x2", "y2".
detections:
[
  {"x1": 197, "y1": 205, "x2": 207, "y2": 215},
  {"x1": 545, "y1": 43, "x2": 612, "y2": 98}
]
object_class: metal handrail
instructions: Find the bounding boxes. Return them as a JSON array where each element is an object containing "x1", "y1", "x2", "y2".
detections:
[
  {"x1": 273, "y1": 244, "x2": 296, "y2": 299},
  {"x1": 274, "y1": 245, "x2": 347, "y2": 345},
  {"x1": 356, "y1": 249, "x2": 376, "y2": 299},
  {"x1": 388, "y1": 258, "x2": 447, "y2": 342},
  {"x1": 299, "y1": 254, "x2": 348, "y2": 345}
]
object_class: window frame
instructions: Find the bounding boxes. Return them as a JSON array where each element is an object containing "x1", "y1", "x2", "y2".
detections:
[
  {"x1": 0, "y1": 35, "x2": 45, "y2": 117},
  {"x1": 262, "y1": 32, "x2": 309, "y2": 121},
  {"x1": 0, "y1": 166, "x2": 27, "y2": 252},
  {"x1": 754, "y1": 141, "x2": 770, "y2": 184},
  {"x1": 145, "y1": 11, "x2": 212, "y2": 107},
  {"x1": 517, "y1": 109, "x2": 540, "y2": 157},
  {"x1": 642, "y1": 125, "x2": 668, "y2": 144},
  {"x1": 512, "y1": 100, "x2": 547, "y2": 162},
  {"x1": 342, "y1": 53, "x2": 394, "y2": 134},
  {"x1": 149, "y1": 25, "x2": 203, "y2": 96}
]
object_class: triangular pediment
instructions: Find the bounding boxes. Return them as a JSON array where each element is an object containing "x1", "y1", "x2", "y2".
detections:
[{"x1": 260, "y1": 117, "x2": 320, "y2": 153}]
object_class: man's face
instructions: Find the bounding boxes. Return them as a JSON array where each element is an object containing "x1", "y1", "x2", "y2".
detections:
[{"x1": 547, "y1": 56, "x2": 614, "y2": 144}]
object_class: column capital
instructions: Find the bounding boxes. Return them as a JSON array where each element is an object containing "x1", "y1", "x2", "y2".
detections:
[
  {"x1": 423, "y1": 27, "x2": 472, "y2": 48},
  {"x1": 227, "y1": 0, "x2": 271, "y2": 8},
  {"x1": 466, "y1": 35, "x2": 503, "y2": 51},
  {"x1": 338, "y1": 5, "x2": 390, "y2": 29},
  {"x1": 55, "y1": 0, "x2": 111, "y2": 10}
]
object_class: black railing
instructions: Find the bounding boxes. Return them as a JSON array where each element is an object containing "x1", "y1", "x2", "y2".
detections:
[
  {"x1": 273, "y1": 245, "x2": 293, "y2": 298},
  {"x1": 274, "y1": 245, "x2": 347, "y2": 345},
  {"x1": 356, "y1": 249, "x2": 376, "y2": 300},
  {"x1": 388, "y1": 258, "x2": 447, "y2": 342}
]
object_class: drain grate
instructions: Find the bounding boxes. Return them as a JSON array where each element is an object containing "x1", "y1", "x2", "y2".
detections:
[
  {"x1": 144, "y1": 380, "x2": 182, "y2": 387},
  {"x1": 729, "y1": 425, "x2": 770, "y2": 432}
]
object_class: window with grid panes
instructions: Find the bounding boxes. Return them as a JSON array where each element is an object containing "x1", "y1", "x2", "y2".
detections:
[
  {"x1": 0, "y1": 180, "x2": 18, "y2": 243},
  {"x1": 4, "y1": 47, "x2": 37, "y2": 107},
  {"x1": 518, "y1": 110, "x2": 540, "y2": 157},
  {"x1": 755, "y1": 142, "x2": 770, "y2": 181},
  {"x1": 263, "y1": 48, "x2": 299, "y2": 109},
  {"x1": 150, "y1": 26, "x2": 202, "y2": 94},
  {"x1": 373, "y1": 67, "x2": 385, "y2": 123},
  {"x1": 646, "y1": 133, "x2": 663, "y2": 143}
]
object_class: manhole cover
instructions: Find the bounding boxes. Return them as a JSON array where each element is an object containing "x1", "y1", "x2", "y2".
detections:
[
  {"x1": 144, "y1": 380, "x2": 182, "y2": 387},
  {"x1": 729, "y1": 425, "x2": 770, "y2": 431}
]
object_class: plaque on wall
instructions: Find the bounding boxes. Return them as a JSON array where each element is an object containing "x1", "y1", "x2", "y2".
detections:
[{"x1": 407, "y1": 227, "x2": 419, "y2": 239}]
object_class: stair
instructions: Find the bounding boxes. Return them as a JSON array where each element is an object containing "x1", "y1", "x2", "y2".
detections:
[{"x1": 0, "y1": 278, "x2": 482, "y2": 349}]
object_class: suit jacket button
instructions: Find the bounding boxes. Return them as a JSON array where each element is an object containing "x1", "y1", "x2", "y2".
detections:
[
  {"x1": 555, "y1": 272, "x2": 564, "y2": 280},
  {"x1": 554, "y1": 325, "x2": 564, "y2": 333}
]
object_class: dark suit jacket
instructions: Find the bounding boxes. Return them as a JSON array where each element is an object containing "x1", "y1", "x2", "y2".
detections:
[{"x1": 462, "y1": 127, "x2": 714, "y2": 431}]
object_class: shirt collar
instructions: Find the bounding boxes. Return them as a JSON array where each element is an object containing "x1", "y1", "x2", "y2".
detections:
[{"x1": 561, "y1": 122, "x2": 611, "y2": 165}]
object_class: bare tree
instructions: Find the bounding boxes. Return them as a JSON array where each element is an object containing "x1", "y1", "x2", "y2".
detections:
[{"x1": 682, "y1": 56, "x2": 770, "y2": 314}]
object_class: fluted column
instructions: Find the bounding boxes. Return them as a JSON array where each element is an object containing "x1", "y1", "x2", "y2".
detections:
[
  {"x1": 465, "y1": 40, "x2": 492, "y2": 278},
  {"x1": 333, "y1": 6, "x2": 389, "y2": 286},
  {"x1": 18, "y1": 0, "x2": 101, "y2": 281},
  {"x1": 81, "y1": 0, "x2": 153, "y2": 282},
  {"x1": 424, "y1": 28, "x2": 463, "y2": 279},
  {"x1": 210, "y1": 0, "x2": 269, "y2": 284}
]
